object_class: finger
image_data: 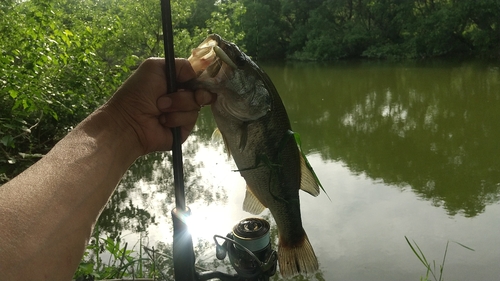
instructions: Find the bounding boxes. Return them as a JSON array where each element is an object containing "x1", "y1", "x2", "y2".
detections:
[
  {"x1": 159, "y1": 111, "x2": 199, "y2": 128},
  {"x1": 179, "y1": 122, "x2": 197, "y2": 144},
  {"x1": 195, "y1": 89, "x2": 217, "y2": 107},
  {"x1": 157, "y1": 96, "x2": 172, "y2": 111},
  {"x1": 139, "y1": 58, "x2": 167, "y2": 82},
  {"x1": 158, "y1": 91, "x2": 201, "y2": 112},
  {"x1": 140, "y1": 57, "x2": 194, "y2": 84},
  {"x1": 175, "y1": 58, "x2": 196, "y2": 82}
]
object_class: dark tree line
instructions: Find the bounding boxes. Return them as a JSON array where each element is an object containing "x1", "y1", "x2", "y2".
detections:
[{"x1": 235, "y1": 0, "x2": 500, "y2": 60}]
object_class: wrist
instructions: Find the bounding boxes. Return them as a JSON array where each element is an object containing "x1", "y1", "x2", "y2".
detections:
[{"x1": 83, "y1": 104, "x2": 144, "y2": 161}]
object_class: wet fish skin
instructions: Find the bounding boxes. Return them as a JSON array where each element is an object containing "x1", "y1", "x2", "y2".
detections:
[{"x1": 188, "y1": 34, "x2": 320, "y2": 278}]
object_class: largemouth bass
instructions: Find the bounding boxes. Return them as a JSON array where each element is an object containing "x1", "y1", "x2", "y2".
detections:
[{"x1": 188, "y1": 34, "x2": 321, "y2": 277}]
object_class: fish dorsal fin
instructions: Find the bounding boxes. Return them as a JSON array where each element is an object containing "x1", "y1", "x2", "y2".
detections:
[
  {"x1": 212, "y1": 128, "x2": 231, "y2": 158},
  {"x1": 243, "y1": 186, "x2": 267, "y2": 215},
  {"x1": 300, "y1": 153, "x2": 320, "y2": 197}
]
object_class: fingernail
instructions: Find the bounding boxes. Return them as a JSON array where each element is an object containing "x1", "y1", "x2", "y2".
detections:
[{"x1": 157, "y1": 96, "x2": 172, "y2": 111}]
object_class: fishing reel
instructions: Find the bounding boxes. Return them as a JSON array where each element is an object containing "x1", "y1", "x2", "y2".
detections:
[{"x1": 213, "y1": 218, "x2": 278, "y2": 281}]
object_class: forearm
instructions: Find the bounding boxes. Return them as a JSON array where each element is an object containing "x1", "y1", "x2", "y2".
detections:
[{"x1": 0, "y1": 105, "x2": 141, "y2": 280}]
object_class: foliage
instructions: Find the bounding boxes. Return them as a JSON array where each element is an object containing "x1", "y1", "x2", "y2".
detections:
[
  {"x1": 238, "y1": 0, "x2": 287, "y2": 60},
  {"x1": 0, "y1": 0, "x2": 130, "y2": 181},
  {"x1": 74, "y1": 232, "x2": 174, "y2": 280},
  {"x1": 205, "y1": 0, "x2": 246, "y2": 48},
  {"x1": 0, "y1": 0, "x2": 240, "y2": 182},
  {"x1": 75, "y1": 235, "x2": 148, "y2": 280},
  {"x1": 405, "y1": 236, "x2": 475, "y2": 281},
  {"x1": 74, "y1": 232, "x2": 230, "y2": 280},
  {"x1": 236, "y1": 0, "x2": 500, "y2": 60}
]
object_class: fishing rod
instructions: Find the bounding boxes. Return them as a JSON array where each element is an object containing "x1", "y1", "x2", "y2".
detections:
[
  {"x1": 159, "y1": 0, "x2": 196, "y2": 280},
  {"x1": 159, "y1": 1, "x2": 277, "y2": 280}
]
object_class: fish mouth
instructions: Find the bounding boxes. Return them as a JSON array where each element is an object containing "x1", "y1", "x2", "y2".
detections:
[
  {"x1": 187, "y1": 34, "x2": 272, "y2": 122},
  {"x1": 188, "y1": 34, "x2": 238, "y2": 78}
]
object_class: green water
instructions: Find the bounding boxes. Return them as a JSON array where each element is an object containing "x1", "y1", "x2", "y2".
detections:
[
  {"x1": 265, "y1": 59, "x2": 500, "y2": 218},
  {"x1": 99, "y1": 60, "x2": 500, "y2": 280}
]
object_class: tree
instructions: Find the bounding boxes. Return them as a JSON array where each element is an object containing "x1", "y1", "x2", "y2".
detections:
[
  {"x1": 1, "y1": 0, "x2": 223, "y2": 182},
  {"x1": 239, "y1": 0, "x2": 287, "y2": 59},
  {"x1": 1, "y1": 0, "x2": 125, "y2": 180}
]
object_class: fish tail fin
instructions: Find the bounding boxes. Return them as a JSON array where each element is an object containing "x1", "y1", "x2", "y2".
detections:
[{"x1": 278, "y1": 233, "x2": 319, "y2": 278}]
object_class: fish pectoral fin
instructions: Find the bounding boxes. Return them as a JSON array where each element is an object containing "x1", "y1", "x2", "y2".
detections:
[
  {"x1": 238, "y1": 122, "x2": 249, "y2": 152},
  {"x1": 300, "y1": 153, "x2": 320, "y2": 197},
  {"x1": 212, "y1": 128, "x2": 231, "y2": 158},
  {"x1": 243, "y1": 186, "x2": 267, "y2": 215}
]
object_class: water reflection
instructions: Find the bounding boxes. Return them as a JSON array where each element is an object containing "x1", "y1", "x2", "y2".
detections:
[
  {"x1": 98, "y1": 140, "x2": 228, "y2": 238},
  {"x1": 262, "y1": 60, "x2": 500, "y2": 217}
]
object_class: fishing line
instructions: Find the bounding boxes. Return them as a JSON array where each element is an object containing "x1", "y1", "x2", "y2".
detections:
[{"x1": 254, "y1": 0, "x2": 259, "y2": 61}]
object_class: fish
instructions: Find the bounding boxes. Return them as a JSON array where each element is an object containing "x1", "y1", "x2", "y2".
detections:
[{"x1": 187, "y1": 34, "x2": 321, "y2": 278}]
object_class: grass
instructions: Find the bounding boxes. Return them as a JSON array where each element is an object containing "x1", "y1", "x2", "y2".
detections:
[
  {"x1": 74, "y1": 235, "x2": 161, "y2": 280},
  {"x1": 76, "y1": 233, "x2": 475, "y2": 280},
  {"x1": 405, "y1": 236, "x2": 475, "y2": 281},
  {"x1": 73, "y1": 233, "x2": 226, "y2": 281}
]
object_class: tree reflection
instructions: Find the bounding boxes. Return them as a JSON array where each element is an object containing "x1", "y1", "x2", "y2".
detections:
[
  {"x1": 263, "y1": 60, "x2": 500, "y2": 217},
  {"x1": 97, "y1": 153, "x2": 164, "y2": 238},
  {"x1": 96, "y1": 126, "x2": 228, "y2": 238}
]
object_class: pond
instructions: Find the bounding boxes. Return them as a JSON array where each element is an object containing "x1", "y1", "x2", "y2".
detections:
[{"x1": 97, "y1": 59, "x2": 500, "y2": 280}]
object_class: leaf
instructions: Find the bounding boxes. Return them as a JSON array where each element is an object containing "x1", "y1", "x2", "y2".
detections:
[
  {"x1": 8, "y1": 89, "x2": 18, "y2": 99},
  {"x1": 22, "y1": 99, "x2": 29, "y2": 110},
  {"x1": 50, "y1": 110, "x2": 59, "y2": 121},
  {"x1": 1, "y1": 135, "x2": 15, "y2": 148},
  {"x1": 405, "y1": 236, "x2": 430, "y2": 268},
  {"x1": 451, "y1": 240, "x2": 475, "y2": 252}
]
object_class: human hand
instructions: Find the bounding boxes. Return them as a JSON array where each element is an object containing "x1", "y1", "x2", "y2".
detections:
[{"x1": 104, "y1": 57, "x2": 215, "y2": 155}]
